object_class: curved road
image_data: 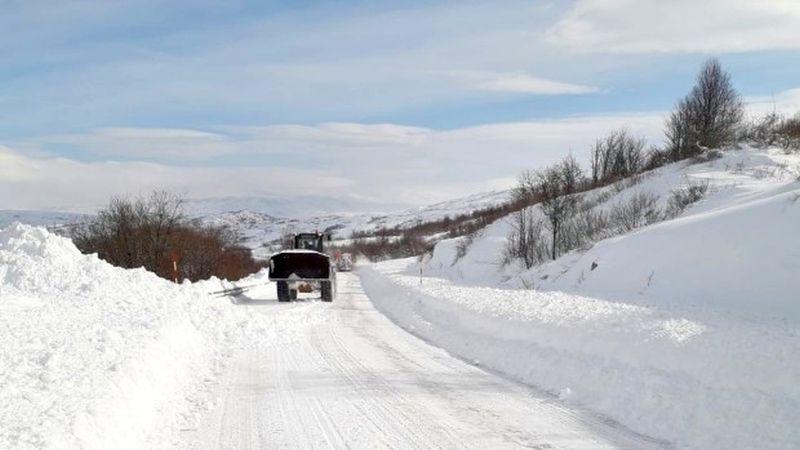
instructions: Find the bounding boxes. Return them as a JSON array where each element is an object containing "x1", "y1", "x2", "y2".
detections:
[{"x1": 182, "y1": 272, "x2": 663, "y2": 449}]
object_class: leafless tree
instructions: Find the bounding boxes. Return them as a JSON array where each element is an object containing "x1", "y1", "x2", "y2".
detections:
[
  {"x1": 504, "y1": 208, "x2": 547, "y2": 269},
  {"x1": 666, "y1": 58, "x2": 744, "y2": 160},
  {"x1": 590, "y1": 129, "x2": 647, "y2": 184},
  {"x1": 534, "y1": 155, "x2": 585, "y2": 260},
  {"x1": 513, "y1": 169, "x2": 539, "y2": 204}
]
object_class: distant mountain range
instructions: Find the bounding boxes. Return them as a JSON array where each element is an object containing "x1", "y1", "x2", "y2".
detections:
[
  {"x1": 0, "y1": 210, "x2": 87, "y2": 229},
  {"x1": 182, "y1": 195, "x2": 412, "y2": 218},
  {"x1": 1, "y1": 190, "x2": 511, "y2": 259},
  {"x1": 197, "y1": 190, "x2": 511, "y2": 258}
]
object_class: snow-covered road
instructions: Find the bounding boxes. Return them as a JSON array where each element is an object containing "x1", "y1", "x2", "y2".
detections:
[{"x1": 181, "y1": 272, "x2": 662, "y2": 449}]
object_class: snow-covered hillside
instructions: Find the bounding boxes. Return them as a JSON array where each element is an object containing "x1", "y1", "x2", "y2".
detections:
[
  {"x1": 0, "y1": 223, "x2": 324, "y2": 449},
  {"x1": 424, "y1": 147, "x2": 800, "y2": 318},
  {"x1": 0, "y1": 210, "x2": 85, "y2": 230},
  {"x1": 362, "y1": 146, "x2": 800, "y2": 449},
  {"x1": 198, "y1": 189, "x2": 511, "y2": 257}
]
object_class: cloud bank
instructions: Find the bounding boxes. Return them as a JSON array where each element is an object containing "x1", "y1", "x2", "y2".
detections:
[{"x1": 548, "y1": 0, "x2": 800, "y2": 54}]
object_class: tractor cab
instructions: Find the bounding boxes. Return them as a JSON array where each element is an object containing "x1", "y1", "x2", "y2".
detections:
[{"x1": 293, "y1": 232, "x2": 325, "y2": 252}]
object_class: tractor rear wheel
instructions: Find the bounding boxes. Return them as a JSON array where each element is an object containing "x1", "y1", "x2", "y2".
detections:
[
  {"x1": 277, "y1": 281, "x2": 291, "y2": 302},
  {"x1": 321, "y1": 281, "x2": 333, "y2": 302}
]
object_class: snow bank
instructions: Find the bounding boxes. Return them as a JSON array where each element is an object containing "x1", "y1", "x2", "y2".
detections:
[
  {"x1": 360, "y1": 261, "x2": 800, "y2": 449},
  {"x1": 0, "y1": 223, "x2": 323, "y2": 449}
]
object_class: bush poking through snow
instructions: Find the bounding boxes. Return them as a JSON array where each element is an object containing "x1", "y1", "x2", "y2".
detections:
[
  {"x1": 609, "y1": 192, "x2": 661, "y2": 233},
  {"x1": 666, "y1": 180, "x2": 709, "y2": 218},
  {"x1": 744, "y1": 112, "x2": 800, "y2": 153},
  {"x1": 454, "y1": 229, "x2": 482, "y2": 263}
]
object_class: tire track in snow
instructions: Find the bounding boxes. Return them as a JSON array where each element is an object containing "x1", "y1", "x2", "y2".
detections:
[{"x1": 181, "y1": 273, "x2": 665, "y2": 449}]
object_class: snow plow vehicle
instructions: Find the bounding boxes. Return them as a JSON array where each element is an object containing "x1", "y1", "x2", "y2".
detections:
[{"x1": 268, "y1": 232, "x2": 336, "y2": 302}]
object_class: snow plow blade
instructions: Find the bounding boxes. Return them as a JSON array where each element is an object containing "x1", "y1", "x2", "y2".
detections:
[{"x1": 269, "y1": 251, "x2": 332, "y2": 281}]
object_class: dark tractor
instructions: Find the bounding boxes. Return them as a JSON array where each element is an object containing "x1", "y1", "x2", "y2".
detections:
[{"x1": 268, "y1": 232, "x2": 336, "y2": 302}]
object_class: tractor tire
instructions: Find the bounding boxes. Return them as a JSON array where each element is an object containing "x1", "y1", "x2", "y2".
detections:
[
  {"x1": 321, "y1": 281, "x2": 334, "y2": 302},
  {"x1": 277, "y1": 281, "x2": 291, "y2": 302}
]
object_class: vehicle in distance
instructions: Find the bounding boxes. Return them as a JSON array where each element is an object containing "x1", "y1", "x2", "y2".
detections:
[
  {"x1": 335, "y1": 252, "x2": 354, "y2": 272},
  {"x1": 268, "y1": 232, "x2": 336, "y2": 302}
]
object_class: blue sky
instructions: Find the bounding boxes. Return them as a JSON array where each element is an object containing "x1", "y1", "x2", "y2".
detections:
[{"x1": 1, "y1": 0, "x2": 800, "y2": 211}]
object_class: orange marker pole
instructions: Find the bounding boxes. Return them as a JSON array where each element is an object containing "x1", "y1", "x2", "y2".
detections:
[{"x1": 170, "y1": 252, "x2": 180, "y2": 283}]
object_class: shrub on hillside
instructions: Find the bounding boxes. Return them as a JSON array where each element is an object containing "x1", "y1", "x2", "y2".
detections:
[
  {"x1": 558, "y1": 208, "x2": 609, "y2": 254},
  {"x1": 745, "y1": 112, "x2": 800, "y2": 153},
  {"x1": 454, "y1": 229, "x2": 482, "y2": 262},
  {"x1": 665, "y1": 180, "x2": 709, "y2": 217},
  {"x1": 73, "y1": 192, "x2": 263, "y2": 282},
  {"x1": 608, "y1": 192, "x2": 661, "y2": 232}
]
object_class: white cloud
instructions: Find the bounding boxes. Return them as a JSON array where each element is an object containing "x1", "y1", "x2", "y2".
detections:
[
  {"x1": 746, "y1": 88, "x2": 800, "y2": 118},
  {"x1": 449, "y1": 70, "x2": 599, "y2": 95},
  {"x1": 35, "y1": 128, "x2": 236, "y2": 160},
  {"x1": 547, "y1": 0, "x2": 800, "y2": 53},
  {"x1": 0, "y1": 146, "x2": 352, "y2": 211},
  {"x1": 230, "y1": 123, "x2": 431, "y2": 148}
]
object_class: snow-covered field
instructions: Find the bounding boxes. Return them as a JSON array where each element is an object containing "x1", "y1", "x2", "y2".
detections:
[
  {"x1": 360, "y1": 147, "x2": 800, "y2": 449},
  {"x1": 0, "y1": 223, "x2": 326, "y2": 449}
]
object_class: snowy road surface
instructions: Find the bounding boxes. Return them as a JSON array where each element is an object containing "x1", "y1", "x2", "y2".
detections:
[{"x1": 181, "y1": 272, "x2": 663, "y2": 449}]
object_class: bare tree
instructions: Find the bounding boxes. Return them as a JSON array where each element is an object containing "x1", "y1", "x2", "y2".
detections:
[
  {"x1": 137, "y1": 191, "x2": 185, "y2": 274},
  {"x1": 513, "y1": 169, "x2": 539, "y2": 204},
  {"x1": 504, "y1": 208, "x2": 547, "y2": 269},
  {"x1": 535, "y1": 156, "x2": 585, "y2": 260},
  {"x1": 590, "y1": 129, "x2": 646, "y2": 184},
  {"x1": 666, "y1": 58, "x2": 744, "y2": 160},
  {"x1": 559, "y1": 154, "x2": 584, "y2": 195}
]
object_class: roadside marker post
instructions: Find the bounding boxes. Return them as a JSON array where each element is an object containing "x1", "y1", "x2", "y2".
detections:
[{"x1": 169, "y1": 252, "x2": 180, "y2": 283}]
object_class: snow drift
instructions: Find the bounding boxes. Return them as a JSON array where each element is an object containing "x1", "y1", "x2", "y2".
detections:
[
  {"x1": 0, "y1": 223, "x2": 323, "y2": 449},
  {"x1": 361, "y1": 260, "x2": 800, "y2": 449}
]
